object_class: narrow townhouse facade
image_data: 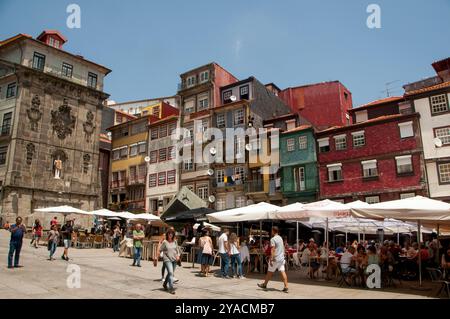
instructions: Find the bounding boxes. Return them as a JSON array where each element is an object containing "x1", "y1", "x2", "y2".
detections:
[
  {"x1": 317, "y1": 111, "x2": 427, "y2": 203},
  {"x1": 107, "y1": 96, "x2": 180, "y2": 117},
  {"x1": 280, "y1": 124, "x2": 318, "y2": 204},
  {"x1": 146, "y1": 113, "x2": 179, "y2": 215},
  {"x1": 212, "y1": 77, "x2": 291, "y2": 210},
  {"x1": 404, "y1": 57, "x2": 450, "y2": 202},
  {"x1": 0, "y1": 30, "x2": 110, "y2": 226},
  {"x1": 177, "y1": 62, "x2": 238, "y2": 206},
  {"x1": 278, "y1": 81, "x2": 353, "y2": 130}
]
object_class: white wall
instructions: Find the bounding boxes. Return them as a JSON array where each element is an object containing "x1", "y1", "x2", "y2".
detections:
[
  {"x1": 426, "y1": 162, "x2": 450, "y2": 198},
  {"x1": 415, "y1": 93, "x2": 450, "y2": 160}
]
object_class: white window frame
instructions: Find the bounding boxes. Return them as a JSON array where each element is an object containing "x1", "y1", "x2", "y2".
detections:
[
  {"x1": 216, "y1": 113, "x2": 226, "y2": 128},
  {"x1": 395, "y1": 155, "x2": 413, "y2": 174},
  {"x1": 318, "y1": 138, "x2": 330, "y2": 153},
  {"x1": 129, "y1": 143, "x2": 138, "y2": 157},
  {"x1": 352, "y1": 131, "x2": 365, "y2": 147},
  {"x1": 183, "y1": 159, "x2": 193, "y2": 171},
  {"x1": 234, "y1": 109, "x2": 244, "y2": 125},
  {"x1": 435, "y1": 126, "x2": 450, "y2": 145},
  {"x1": 327, "y1": 163, "x2": 343, "y2": 182},
  {"x1": 362, "y1": 159, "x2": 378, "y2": 178},
  {"x1": 234, "y1": 166, "x2": 245, "y2": 183},
  {"x1": 197, "y1": 185, "x2": 209, "y2": 200},
  {"x1": 298, "y1": 135, "x2": 307, "y2": 150},
  {"x1": 398, "y1": 121, "x2": 414, "y2": 139},
  {"x1": 184, "y1": 99, "x2": 195, "y2": 114},
  {"x1": 438, "y1": 162, "x2": 450, "y2": 184},
  {"x1": 236, "y1": 196, "x2": 247, "y2": 208},
  {"x1": 400, "y1": 193, "x2": 415, "y2": 199},
  {"x1": 430, "y1": 94, "x2": 449, "y2": 114},
  {"x1": 200, "y1": 71, "x2": 209, "y2": 83},
  {"x1": 187, "y1": 76, "x2": 196, "y2": 88},
  {"x1": 334, "y1": 134, "x2": 347, "y2": 150},
  {"x1": 198, "y1": 93, "x2": 209, "y2": 110},
  {"x1": 365, "y1": 196, "x2": 380, "y2": 204},
  {"x1": 286, "y1": 138, "x2": 295, "y2": 152},
  {"x1": 216, "y1": 169, "x2": 225, "y2": 186}
]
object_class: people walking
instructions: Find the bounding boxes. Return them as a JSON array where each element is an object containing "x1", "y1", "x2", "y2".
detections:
[
  {"x1": 131, "y1": 223, "x2": 144, "y2": 267},
  {"x1": 30, "y1": 219, "x2": 43, "y2": 249},
  {"x1": 229, "y1": 232, "x2": 243, "y2": 279},
  {"x1": 60, "y1": 219, "x2": 73, "y2": 261},
  {"x1": 257, "y1": 226, "x2": 289, "y2": 293},
  {"x1": 154, "y1": 228, "x2": 180, "y2": 295},
  {"x1": 199, "y1": 228, "x2": 213, "y2": 277},
  {"x1": 7, "y1": 216, "x2": 27, "y2": 269},
  {"x1": 47, "y1": 224, "x2": 59, "y2": 260},
  {"x1": 50, "y1": 216, "x2": 58, "y2": 228},
  {"x1": 218, "y1": 228, "x2": 230, "y2": 278},
  {"x1": 112, "y1": 224, "x2": 122, "y2": 252}
]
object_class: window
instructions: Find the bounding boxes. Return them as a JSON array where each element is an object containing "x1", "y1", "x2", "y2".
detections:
[
  {"x1": 234, "y1": 166, "x2": 245, "y2": 183},
  {"x1": 119, "y1": 146, "x2": 128, "y2": 158},
  {"x1": 168, "y1": 122, "x2": 177, "y2": 136},
  {"x1": 438, "y1": 162, "x2": 450, "y2": 184},
  {"x1": 183, "y1": 159, "x2": 193, "y2": 171},
  {"x1": 159, "y1": 148, "x2": 167, "y2": 162},
  {"x1": 327, "y1": 164, "x2": 343, "y2": 182},
  {"x1": 334, "y1": 135, "x2": 347, "y2": 150},
  {"x1": 216, "y1": 169, "x2": 225, "y2": 185},
  {"x1": 240, "y1": 85, "x2": 249, "y2": 99},
  {"x1": 352, "y1": 131, "x2": 365, "y2": 147},
  {"x1": 395, "y1": 155, "x2": 413, "y2": 174},
  {"x1": 32, "y1": 52, "x2": 45, "y2": 71},
  {"x1": 112, "y1": 149, "x2": 120, "y2": 160},
  {"x1": 435, "y1": 126, "x2": 450, "y2": 145},
  {"x1": 318, "y1": 138, "x2": 330, "y2": 153},
  {"x1": 362, "y1": 160, "x2": 378, "y2": 178},
  {"x1": 216, "y1": 113, "x2": 226, "y2": 128},
  {"x1": 87, "y1": 72, "x2": 98, "y2": 89},
  {"x1": 200, "y1": 71, "x2": 209, "y2": 83},
  {"x1": 235, "y1": 136, "x2": 245, "y2": 158},
  {"x1": 6, "y1": 83, "x2": 16, "y2": 98},
  {"x1": 216, "y1": 198, "x2": 226, "y2": 211},
  {"x1": 286, "y1": 138, "x2": 295, "y2": 152},
  {"x1": 201, "y1": 119, "x2": 209, "y2": 133},
  {"x1": 131, "y1": 121, "x2": 146, "y2": 135},
  {"x1": 138, "y1": 142, "x2": 146, "y2": 154},
  {"x1": 129, "y1": 144, "x2": 138, "y2": 157},
  {"x1": 129, "y1": 166, "x2": 137, "y2": 182},
  {"x1": 197, "y1": 185, "x2": 208, "y2": 200},
  {"x1": 158, "y1": 172, "x2": 166, "y2": 186},
  {"x1": 198, "y1": 94, "x2": 209, "y2": 110},
  {"x1": 223, "y1": 90, "x2": 232, "y2": 103},
  {"x1": 398, "y1": 121, "x2": 414, "y2": 138},
  {"x1": 184, "y1": 99, "x2": 195, "y2": 114},
  {"x1": 365, "y1": 196, "x2": 380, "y2": 204},
  {"x1": 151, "y1": 128, "x2": 158, "y2": 140},
  {"x1": 1, "y1": 112, "x2": 12, "y2": 135},
  {"x1": 149, "y1": 174, "x2": 157, "y2": 187},
  {"x1": 234, "y1": 109, "x2": 244, "y2": 125},
  {"x1": 236, "y1": 196, "x2": 246, "y2": 208},
  {"x1": 168, "y1": 146, "x2": 175, "y2": 160},
  {"x1": 152, "y1": 106, "x2": 160, "y2": 117},
  {"x1": 355, "y1": 110, "x2": 368, "y2": 123},
  {"x1": 159, "y1": 125, "x2": 167, "y2": 138},
  {"x1": 138, "y1": 164, "x2": 146, "y2": 178},
  {"x1": 400, "y1": 193, "x2": 415, "y2": 199},
  {"x1": 187, "y1": 76, "x2": 196, "y2": 87},
  {"x1": 184, "y1": 125, "x2": 194, "y2": 145},
  {"x1": 294, "y1": 167, "x2": 305, "y2": 191},
  {"x1": 150, "y1": 150, "x2": 158, "y2": 163},
  {"x1": 0, "y1": 146, "x2": 7, "y2": 165},
  {"x1": 430, "y1": 94, "x2": 449, "y2": 114},
  {"x1": 61, "y1": 63, "x2": 73, "y2": 78},
  {"x1": 167, "y1": 170, "x2": 176, "y2": 184},
  {"x1": 298, "y1": 136, "x2": 307, "y2": 150}
]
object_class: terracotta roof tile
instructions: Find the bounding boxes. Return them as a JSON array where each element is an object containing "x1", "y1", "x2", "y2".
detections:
[{"x1": 404, "y1": 81, "x2": 450, "y2": 96}]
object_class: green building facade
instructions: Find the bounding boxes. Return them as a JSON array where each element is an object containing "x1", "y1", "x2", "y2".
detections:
[{"x1": 280, "y1": 126, "x2": 318, "y2": 204}]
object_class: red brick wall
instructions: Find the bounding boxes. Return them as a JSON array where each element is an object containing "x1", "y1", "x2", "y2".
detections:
[
  {"x1": 278, "y1": 82, "x2": 353, "y2": 129},
  {"x1": 318, "y1": 116, "x2": 424, "y2": 199},
  {"x1": 213, "y1": 64, "x2": 238, "y2": 107}
]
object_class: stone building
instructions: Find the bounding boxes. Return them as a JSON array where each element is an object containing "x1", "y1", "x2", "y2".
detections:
[{"x1": 0, "y1": 30, "x2": 111, "y2": 226}]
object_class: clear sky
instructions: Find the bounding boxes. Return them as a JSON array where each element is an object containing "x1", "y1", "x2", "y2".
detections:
[{"x1": 1, "y1": 0, "x2": 449, "y2": 106}]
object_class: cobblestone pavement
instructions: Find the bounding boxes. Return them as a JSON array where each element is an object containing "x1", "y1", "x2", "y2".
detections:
[{"x1": 0, "y1": 230, "x2": 436, "y2": 299}]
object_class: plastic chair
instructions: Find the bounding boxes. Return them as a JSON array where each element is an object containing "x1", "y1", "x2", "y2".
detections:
[{"x1": 427, "y1": 267, "x2": 450, "y2": 298}]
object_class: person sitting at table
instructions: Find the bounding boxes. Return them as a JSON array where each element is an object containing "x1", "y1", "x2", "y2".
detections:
[
  {"x1": 293, "y1": 239, "x2": 306, "y2": 252},
  {"x1": 308, "y1": 238, "x2": 317, "y2": 251},
  {"x1": 283, "y1": 236, "x2": 289, "y2": 251},
  {"x1": 407, "y1": 242, "x2": 418, "y2": 260},
  {"x1": 367, "y1": 245, "x2": 379, "y2": 266},
  {"x1": 302, "y1": 245, "x2": 320, "y2": 279},
  {"x1": 340, "y1": 246, "x2": 357, "y2": 282},
  {"x1": 335, "y1": 244, "x2": 344, "y2": 254},
  {"x1": 419, "y1": 243, "x2": 430, "y2": 268}
]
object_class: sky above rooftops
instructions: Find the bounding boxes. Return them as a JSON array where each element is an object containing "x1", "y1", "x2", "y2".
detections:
[{"x1": 1, "y1": 0, "x2": 449, "y2": 107}]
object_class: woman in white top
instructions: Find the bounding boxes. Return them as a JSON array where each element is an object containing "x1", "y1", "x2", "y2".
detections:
[
  {"x1": 229, "y1": 233, "x2": 243, "y2": 279},
  {"x1": 199, "y1": 229, "x2": 214, "y2": 277}
]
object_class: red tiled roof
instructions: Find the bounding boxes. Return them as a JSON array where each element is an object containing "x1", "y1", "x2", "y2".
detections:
[
  {"x1": 404, "y1": 81, "x2": 450, "y2": 96},
  {"x1": 282, "y1": 125, "x2": 312, "y2": 134},
  {"x1": 351, "y1": 96, "x2": 404, "y2": 111},
  {"x1": 37, "y1": 30, "x2": 67, "y2": 42}
]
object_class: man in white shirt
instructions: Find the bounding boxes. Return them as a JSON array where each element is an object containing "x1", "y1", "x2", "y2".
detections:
[
  {"x1": 257, "y1": 227, "x2": 289, "y2": 293},
  {"x1": 340, "y1": 246, "x2": 357, "y2": 274},
  {"x1": 218, "y1": 228, "x2": 230, "y2": 278}
]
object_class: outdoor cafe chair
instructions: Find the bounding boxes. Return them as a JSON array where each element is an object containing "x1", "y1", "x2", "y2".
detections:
[
  {"x1": 426, "y1": 267, "x2": 450, "y2": 298},
  {"x1": 179, "y1": 245, "x2": 190, "y2": 263},
  {"x1": 76, "y1": 234, "x2": 89, "y2": 249},
  {"x1": 93, "y1": 235, "x2": 104, "y2": 249},
  {"x1": 337, "y1": 263, "x2": 354, "y2": 287}
]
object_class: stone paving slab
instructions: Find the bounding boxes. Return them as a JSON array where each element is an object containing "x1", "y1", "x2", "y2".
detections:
[{"x1": 0, "y1": 230, "x2": 436, "y2": 299}]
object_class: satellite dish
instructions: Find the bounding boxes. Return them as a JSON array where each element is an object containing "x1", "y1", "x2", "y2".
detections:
[
  {"x1": 144, "y1": 156, "x2": 151, "y2": 163},
  {"x1": 230, "y1": 95, "x2": 237, "y2": 102},
  {"x1": 210, "y1": 147, "x2": 217, "y2": 156},
  {"x1": 107, "y1": 132, "x2": 112, "y2": 137},
  {"x1": 206, "y1": 169, "x2": 214, "y2": 176},
  {"x1": 208, "y1": 195, "x2": 216, "y2": 203},
  {"x1": 245, "y1": 144, "x2": 252, "y2": 151},
  {"x1": 434, "y1": 138, "x2": 443, "y2": 148}
]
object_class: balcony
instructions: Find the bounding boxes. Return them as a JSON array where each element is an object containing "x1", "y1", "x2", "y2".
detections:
[
  {"x1": 128, "y1": 176, "x2": 146, "y2": 186},
  {"x1": 245, "y1": 180, "x2": 265, "y2": 193},
  {"x1": 127, "y1": 199, "x2": 146, "y2": 211},
  {"x1": 110, "y1": 179, "x2": 127, "y2": 189}
]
